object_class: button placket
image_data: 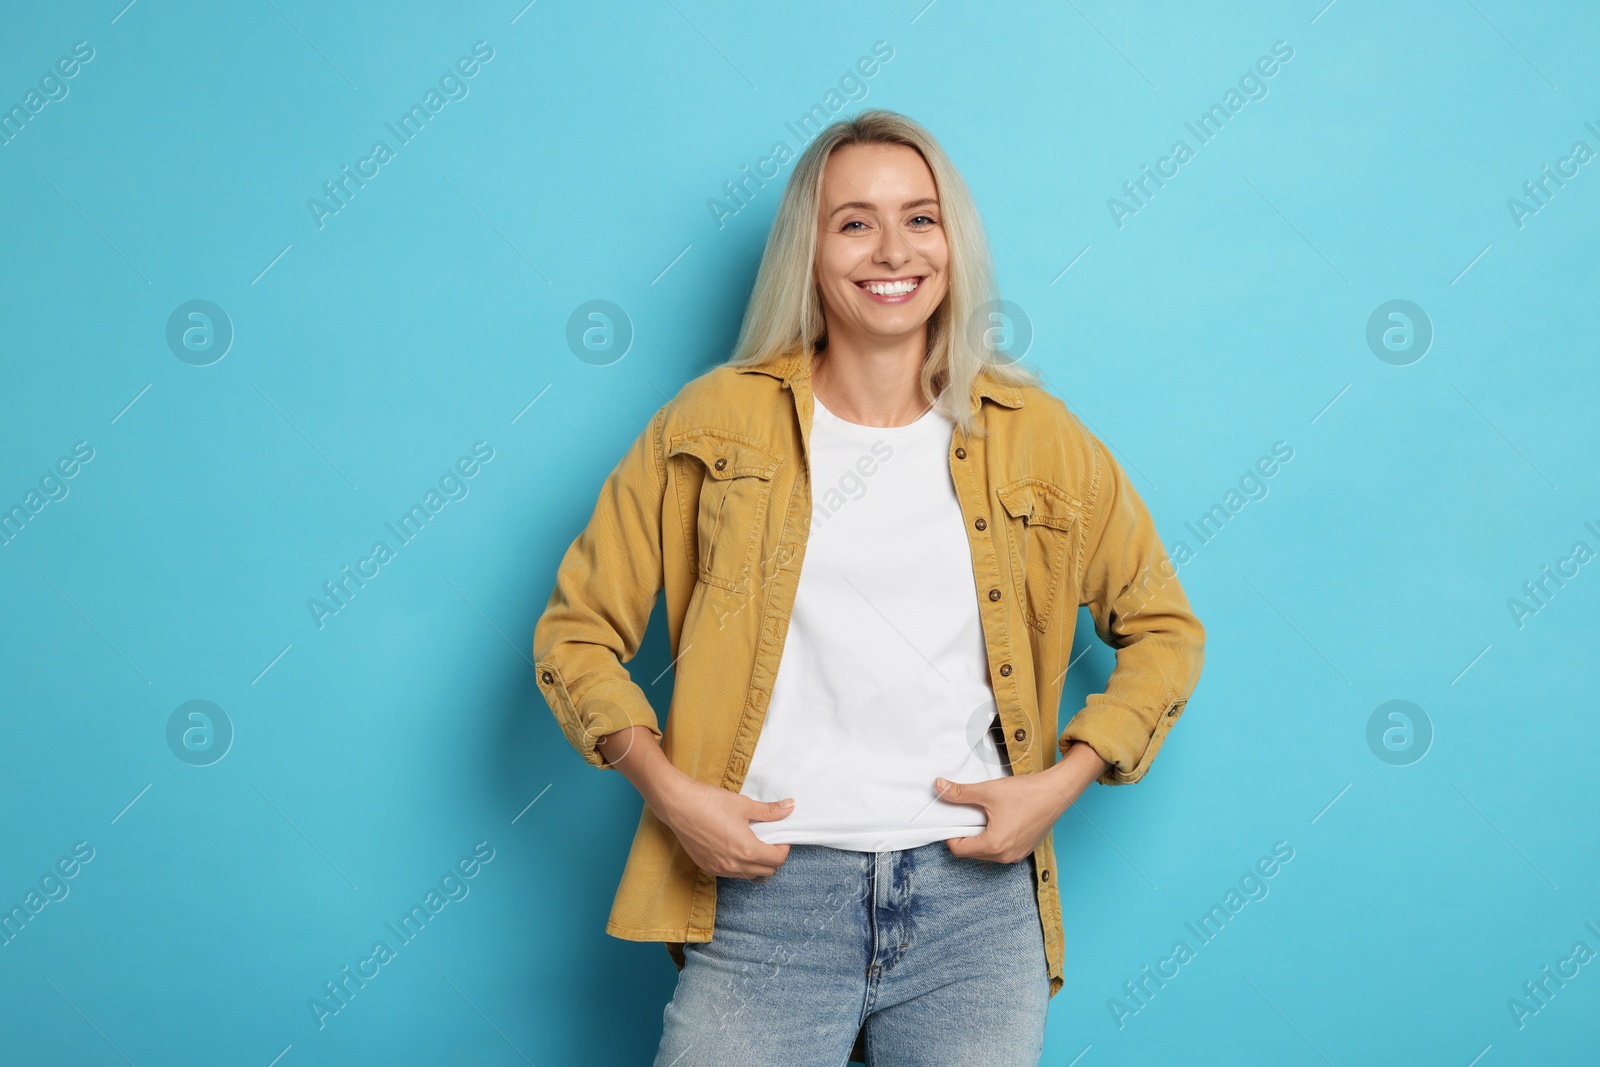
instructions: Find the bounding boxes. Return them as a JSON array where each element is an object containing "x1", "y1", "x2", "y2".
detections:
[
  {"x1": 951, "y1": 428, "x2": 1033, "y2": 774},
  {"x1": 719, "y1": 380, "x2": 812, "y2": 794}
]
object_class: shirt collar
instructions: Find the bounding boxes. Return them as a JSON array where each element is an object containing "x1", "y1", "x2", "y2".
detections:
[{"x1": 733, "y1": 346, "x2": 1024, "y2": 411}]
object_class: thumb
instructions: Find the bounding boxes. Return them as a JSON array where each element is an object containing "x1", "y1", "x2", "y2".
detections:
[
  {"x1": 748, "y1": 796, "x2": 797, "y2": 823},
  {"x1": 934, "y1": 777, "x2": 969, "y2": 803}
]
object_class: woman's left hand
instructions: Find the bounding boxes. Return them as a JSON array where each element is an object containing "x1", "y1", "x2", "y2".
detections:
[{"x1": 935, "y1": 742, "x2": 1111, "y2": 864}]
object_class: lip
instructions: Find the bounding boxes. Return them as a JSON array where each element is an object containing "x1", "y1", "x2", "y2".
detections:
[{"x1": 854, "y1": 275, "x2": 925, "y2": 305}]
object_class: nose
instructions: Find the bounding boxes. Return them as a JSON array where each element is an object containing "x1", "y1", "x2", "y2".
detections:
[{"x1": 873, "y1": 220, "x2": 912, "y2": 269}]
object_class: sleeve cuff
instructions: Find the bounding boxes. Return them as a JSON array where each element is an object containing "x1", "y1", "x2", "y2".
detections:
[
  {"x1": 534, "y1": 662, "x2": 662, "y2": 770},
  {"x1": 1059, "y1": 696, "x2": 1187, "y2": 786}
]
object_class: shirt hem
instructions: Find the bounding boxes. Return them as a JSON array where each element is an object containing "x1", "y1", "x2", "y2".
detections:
[
  {"x1": 751, "y1": 826, "x2": 986, "y2": 849},
  {"x1": 606, "y1": 921, "x2": 712, "y2": 943}
]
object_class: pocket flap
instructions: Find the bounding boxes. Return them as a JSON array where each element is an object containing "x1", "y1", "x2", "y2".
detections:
[
  {"x1": 668, "y1": 430, "x2": 781, "y2": 481},
  {"x1": 996, "y1": 478, "x2": 1081, "y2": 532}
]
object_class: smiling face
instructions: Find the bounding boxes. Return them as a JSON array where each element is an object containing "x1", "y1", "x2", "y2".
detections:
[{"x1": 813, "y1": 142, "x2": 949, "y2": 350}]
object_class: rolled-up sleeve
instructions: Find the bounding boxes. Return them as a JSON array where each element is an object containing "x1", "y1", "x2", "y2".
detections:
[
  {"x1": 1058, "y1": 433, "x2": 1206, "y2": 785},
  {"x1": 532, "y1": 404, "x2": 669, "y2": 770}
]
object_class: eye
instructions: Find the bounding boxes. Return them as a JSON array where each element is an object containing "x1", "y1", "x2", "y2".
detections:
[
  {"x1": 841, "y1": 219, "x2": 868, "y2": 233},
  {"x1": 909, "y1": 214, "x2": 939, "y2": 228}
]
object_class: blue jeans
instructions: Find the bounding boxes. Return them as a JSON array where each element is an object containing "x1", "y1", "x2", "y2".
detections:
[{"x1": 653, "y1": 840, "x2": 1051, "y2": 1066}]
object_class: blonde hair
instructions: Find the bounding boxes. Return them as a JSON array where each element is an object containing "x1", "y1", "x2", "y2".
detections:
[{"x1": 725, "y1": 108, "x2": 1042, "y2": 439}]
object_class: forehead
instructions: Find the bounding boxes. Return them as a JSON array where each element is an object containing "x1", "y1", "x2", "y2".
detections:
[{"x1": 820, "y1": 143, "x2": 937, "y2": 204}]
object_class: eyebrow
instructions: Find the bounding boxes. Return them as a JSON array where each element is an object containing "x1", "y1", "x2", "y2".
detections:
[{"x1": 827, "y1": 197, "x2": 940, "y2": 218}]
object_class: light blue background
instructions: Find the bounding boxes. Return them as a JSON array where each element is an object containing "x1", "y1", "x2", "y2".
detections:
[{"x1": 2, "y1": 1, "x2": 1597, "y2": 1064}]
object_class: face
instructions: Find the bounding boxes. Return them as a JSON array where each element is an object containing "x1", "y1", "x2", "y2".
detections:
[{"x1": 814, "y1": 142, "x2": 949, "y2": 348}]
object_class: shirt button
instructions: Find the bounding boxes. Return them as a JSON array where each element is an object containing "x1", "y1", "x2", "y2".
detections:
[
  {"x1": 540, "y1": 670, "x2": 553, "y2": 684},
  {"x1": 999, "y1": 663, "x2": 1012, "y2": 677},
  {"x1": 974, "y1": 517, "x2": 986, "y2": 531},
  {"x1": 988, "y1": 588, "x2": 1001, "y2": 601},
  {"x1": 1041, "y1": 868, "x2": 1050, "y2": 883},
  {"x1": 1167, "y1": 707, "x2": 1178, "y2": 716},
  {"x1": 955, "y1": 447, "x2": 967, "y2": 459},
  {"x1": 1013, "y1": 727, "x2": 1027, "y2": 742},
  {"x1": 714, "y1": 457, "x2": 727, "y2": 471}
]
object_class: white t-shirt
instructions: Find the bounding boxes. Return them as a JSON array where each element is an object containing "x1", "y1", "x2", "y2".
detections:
[{"x1": 738, "y1": 389, "x2": 1011, "y2": 852}]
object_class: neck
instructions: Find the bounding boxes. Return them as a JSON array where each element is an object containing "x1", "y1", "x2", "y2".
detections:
[{"x1": 810, "y1": 329, "x2": 932, "y2": 428}]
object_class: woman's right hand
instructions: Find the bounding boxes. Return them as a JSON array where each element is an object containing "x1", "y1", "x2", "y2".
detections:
[{"x1": 648, "y1": 772, "x2": 796, "y2": 880}]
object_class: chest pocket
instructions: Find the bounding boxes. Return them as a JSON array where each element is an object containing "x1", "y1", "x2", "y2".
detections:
[
  {"x1": 996, "y1": 477, "x2": 1083, "y2": 633},
  {"x1": 668, "y1": 429, "x2": 782, "y2": 594}
]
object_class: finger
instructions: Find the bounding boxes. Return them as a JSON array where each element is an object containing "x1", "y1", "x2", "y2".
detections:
[
  {"x1": 951, "y1": 830, "x2": 1003, "y2": 861},
  {"x1": 746, "y1": 797, "x2": 798, "y2": 823},
  {"x1": 934, "y1": 777, "x2": 982, "y2": 807},
  {"x1": 740, "y1": 836, "x2": 790, "y2": 871},
  {"x1": 742, "y1": 853, "x2": 785, "y2": 880}
]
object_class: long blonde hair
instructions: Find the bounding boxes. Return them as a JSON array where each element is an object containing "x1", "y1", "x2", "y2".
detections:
[{"x1": 725, "y1": 109, "x2": 1042, "y2": 439}]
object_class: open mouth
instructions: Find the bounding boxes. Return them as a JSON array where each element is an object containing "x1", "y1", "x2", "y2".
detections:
[{"x1": 855, "y1": 276, "x2": 924, "y2": 302}]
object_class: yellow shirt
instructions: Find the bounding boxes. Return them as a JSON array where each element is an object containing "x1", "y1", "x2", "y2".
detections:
[{"x1": 531, "y1": 343, "x2": 1206, "y2": 1000}]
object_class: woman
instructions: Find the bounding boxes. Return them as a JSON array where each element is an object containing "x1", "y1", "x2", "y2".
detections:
[{"x1": 531, "y1": 110, "x2": 1205, "y2": 1066}]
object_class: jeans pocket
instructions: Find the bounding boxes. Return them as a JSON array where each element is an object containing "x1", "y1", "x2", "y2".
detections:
[{"x1": 711, "y1": 873, "x2": 756, "y2": 928}]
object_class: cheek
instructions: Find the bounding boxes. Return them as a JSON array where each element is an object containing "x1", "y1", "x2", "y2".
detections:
[
  {"x1": 816, "y1": 240, "x2": 856, "y2": 282},
  {"x1": 917, "y1": 233, "x2": 950, "y2": 271},
  {"x1": 825, "y1": 247, "x2": 876, "y2": 294},
  {"x1": 916, "y1": 240, "x2": 950, "y2": 288}
]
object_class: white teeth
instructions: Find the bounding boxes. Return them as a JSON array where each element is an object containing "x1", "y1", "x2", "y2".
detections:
[{"x1": 862, "y1": 278, "x2": 919, "y2": 296}]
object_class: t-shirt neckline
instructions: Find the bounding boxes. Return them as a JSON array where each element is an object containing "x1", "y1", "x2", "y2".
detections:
[{"x1": 813, "y1": 391, "x2": 946, "y2": 440}]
